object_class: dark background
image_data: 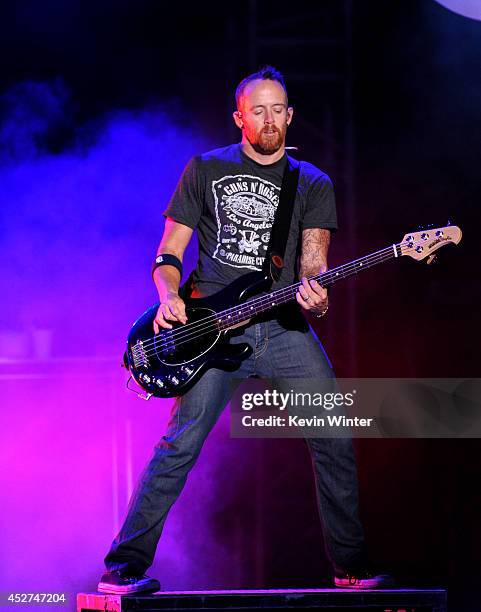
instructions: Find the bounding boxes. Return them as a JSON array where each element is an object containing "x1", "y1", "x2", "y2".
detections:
[{"x1": 1, "y1": 1, "x2": 480, "y2": 610}]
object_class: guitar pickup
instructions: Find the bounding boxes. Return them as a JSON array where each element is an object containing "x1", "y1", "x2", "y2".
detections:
[{"x1": 159, "y1": 330, "x2": 176, "y2": 355}]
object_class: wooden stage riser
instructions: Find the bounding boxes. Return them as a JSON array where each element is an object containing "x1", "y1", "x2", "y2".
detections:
[{"x1": 77, "y1": 589, "x2": 447, "y2": 612}]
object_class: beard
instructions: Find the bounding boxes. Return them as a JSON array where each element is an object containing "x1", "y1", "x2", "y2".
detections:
[{"x1": 248, "y1": 124, "x2": 287, "y2": 154}]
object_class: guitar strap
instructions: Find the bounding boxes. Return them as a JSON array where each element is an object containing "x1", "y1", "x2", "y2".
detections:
[{"x1": 263, "y1": 155, "x2": 300, "y2": 283}]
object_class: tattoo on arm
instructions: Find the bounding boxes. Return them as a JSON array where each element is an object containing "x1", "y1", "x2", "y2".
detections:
[{"x1": 299, "y1": 229, "x2": 331, "y2": 278}]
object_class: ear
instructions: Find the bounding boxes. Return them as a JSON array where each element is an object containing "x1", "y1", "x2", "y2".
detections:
[
  {"x1": 286, "y1": 106, "x2": 294, "y2": 126},
  {"x1": 233, "y1": 110, "x2": 244, "y2": 129}
]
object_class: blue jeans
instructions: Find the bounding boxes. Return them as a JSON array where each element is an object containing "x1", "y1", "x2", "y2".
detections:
[{"x1": 105, "y1": 319, "x2": 367, "y2": 576}]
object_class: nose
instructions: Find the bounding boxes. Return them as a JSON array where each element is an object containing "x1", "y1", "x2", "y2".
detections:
[{"x1": 264, "y1": 110, "x2": 274, "y2": 124}]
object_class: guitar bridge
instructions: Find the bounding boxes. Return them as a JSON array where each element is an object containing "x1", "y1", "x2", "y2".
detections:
[{"x1": 131, "y1": 339, "x2": 149, "y2": 368}]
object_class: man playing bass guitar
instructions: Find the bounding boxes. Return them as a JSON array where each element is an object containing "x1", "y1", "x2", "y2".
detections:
[{"x1": 98, "y1": 65, "x2": 392, "y2": 594}]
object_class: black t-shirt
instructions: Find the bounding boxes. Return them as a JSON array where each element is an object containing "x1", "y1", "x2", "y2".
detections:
[{"x1": 163, "y1": 143, "x2": 338, "y2": 298}]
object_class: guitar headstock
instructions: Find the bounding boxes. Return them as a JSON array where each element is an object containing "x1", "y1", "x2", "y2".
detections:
[{"x1": 400, "y1": 226, "x2": 462, "y2": 261}]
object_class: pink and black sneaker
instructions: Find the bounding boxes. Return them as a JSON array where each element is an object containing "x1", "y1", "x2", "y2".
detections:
[{"x1": 334, "y1": 569, "x2": 395, "y2": 589}]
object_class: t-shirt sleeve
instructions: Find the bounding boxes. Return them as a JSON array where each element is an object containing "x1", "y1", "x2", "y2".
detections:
[
  {"x1": 162, "y1": 156, "x2": 204, "y2": 229},
  {"x1": 301, "y1": 171, "x2": 338, "y2": 232}
]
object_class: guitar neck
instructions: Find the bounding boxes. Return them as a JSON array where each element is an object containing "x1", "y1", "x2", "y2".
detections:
[{"x1": 217, "y1": 243, "x2": 401, "y2": 328}]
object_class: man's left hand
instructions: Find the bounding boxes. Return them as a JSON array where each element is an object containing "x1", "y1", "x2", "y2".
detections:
[{"x1": 296, "y1": 276, "x2": 328, "y2": 317}]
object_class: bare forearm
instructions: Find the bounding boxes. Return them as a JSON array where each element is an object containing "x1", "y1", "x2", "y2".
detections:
[
  {"x1": 153, "y1": 265, "x2": 181, "y2": 302},
  {"x1": 296, "y1": 228, "x2": 330, "y2": 316},
  {"x1": 299, "y1": 228, "x2": 331, "y2": 277}
]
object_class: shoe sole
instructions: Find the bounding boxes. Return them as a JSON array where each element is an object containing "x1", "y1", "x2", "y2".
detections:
[{"x1": 97, "y1": 582, "x2": 160, "y2": 595}]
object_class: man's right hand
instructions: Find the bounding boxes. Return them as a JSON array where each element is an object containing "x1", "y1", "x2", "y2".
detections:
[{"x1": 153, "y1": 292, "x2": 188, "y2": 332}]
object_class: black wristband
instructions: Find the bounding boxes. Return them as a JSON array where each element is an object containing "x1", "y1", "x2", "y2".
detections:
[{"x1": 152, "y1": 254, "x2": 183, "y2": 278}]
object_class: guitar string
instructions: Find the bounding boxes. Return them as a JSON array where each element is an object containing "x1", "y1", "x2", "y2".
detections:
[
  {"x1": 140, "y1": 241, "x2": 423, "y2": 357},
  {"x1": 141, "y1": 227, "x2": 454, "y2": 355},
  {"x1": 140, "y1": 240, "x2": 427, "y2": 359},
  {"x1": 139, "y1": 245, "x2": 398, "y2": 355},
  {"x1": 139, "y1": 242, "x2": 411, "y2": 358}
]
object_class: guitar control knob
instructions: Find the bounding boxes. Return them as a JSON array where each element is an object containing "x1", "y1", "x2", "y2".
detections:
[
  {"x1": 140, "y1": 373, "x2": 151, "y2": 384},
  {"x1": 170, "y1": 376, "x2": 180, "y2": 386},
  {"x1": 421, "y1": 232, "x2": 429, "y2": 240},
  {"x1": 181, "y1": 366, "x2": 194, "y2": 376},
  {"x1": 155, "y1": 379, "x2": 164, "y2": 388},
  {"x1": 415, "y1": 245, "x2": 424, "y2": 253}
]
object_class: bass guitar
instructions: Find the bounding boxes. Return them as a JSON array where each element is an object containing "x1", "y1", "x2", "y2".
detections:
[{"x1": 124, "y1": 225, "x2": 462, "y2": 399}]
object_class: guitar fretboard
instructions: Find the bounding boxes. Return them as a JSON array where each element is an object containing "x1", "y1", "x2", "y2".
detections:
[{"x1": 215, "y1": 243, "x2": 402, "y2": 330}]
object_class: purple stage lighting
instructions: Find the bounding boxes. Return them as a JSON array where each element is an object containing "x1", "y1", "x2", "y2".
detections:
[{"x1": 434, "y1": 0, "x2": 481, "y2": 20}]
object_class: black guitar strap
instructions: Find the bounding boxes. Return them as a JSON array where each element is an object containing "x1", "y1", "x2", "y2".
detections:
[{"x1": 263, "y1": 155, "x2": 300, "y2": 283}]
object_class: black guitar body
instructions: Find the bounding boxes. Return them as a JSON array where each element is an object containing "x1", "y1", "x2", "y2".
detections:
[{"x1": 124, "y1": 272, "x2": 271, "y2": 398}]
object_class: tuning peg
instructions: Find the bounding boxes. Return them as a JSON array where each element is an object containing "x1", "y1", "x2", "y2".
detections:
[{"x1": 426, "y1": 254, "x2": 438, "y2": 265}]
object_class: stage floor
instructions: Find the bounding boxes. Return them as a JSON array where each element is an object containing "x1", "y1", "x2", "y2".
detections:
[{"x1": 77, "y1": 588, "x2": 447, "y2": 612}]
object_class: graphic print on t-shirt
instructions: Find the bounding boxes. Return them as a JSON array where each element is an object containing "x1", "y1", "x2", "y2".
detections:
[{"x1": 212, "y1": 174, "x2": 279, "y2": 271}]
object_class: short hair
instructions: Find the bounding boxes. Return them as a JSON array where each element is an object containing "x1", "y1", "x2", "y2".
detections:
[{"x1": 235, "y1": 65, "x2": 288, "y2": 109}]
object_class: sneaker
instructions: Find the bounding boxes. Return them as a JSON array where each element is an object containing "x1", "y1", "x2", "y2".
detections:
[
  {"x1": 334, "y1": 569, "x2": 395, "y2": 589},
  {"x1": 98, "y1": 569, "x2": 160, "y2": 595}
]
